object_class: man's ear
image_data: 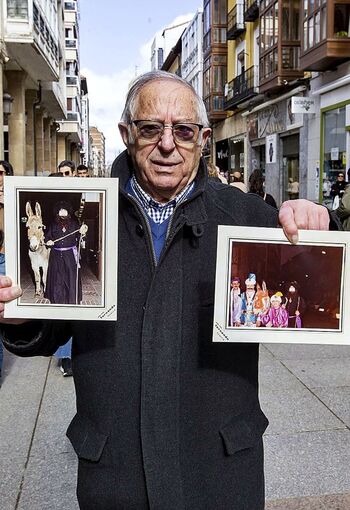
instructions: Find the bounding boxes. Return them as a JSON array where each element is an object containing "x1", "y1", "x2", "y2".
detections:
[
  {"x1": 201, "y1": 128, "x2": 211, "y2": 149},
  {"x1": 118, "y1": 123, "x2": 130, "y2": 147}
]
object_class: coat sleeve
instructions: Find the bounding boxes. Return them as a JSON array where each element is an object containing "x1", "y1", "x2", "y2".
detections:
[
  {"x1": 336, "y1": 185, "x2": 350, "y2": 221},
  {"x1": 1, "y1": 320, "x2": 72, "y2": 358}
]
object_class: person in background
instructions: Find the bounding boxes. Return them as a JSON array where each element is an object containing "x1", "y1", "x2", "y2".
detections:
[
  {"x1": 335, "y1": 181, "x2": 350, "y2": 230},
  {"x1": 207, "y1": 161, "x2": 228, "y2": 184},
  {"x1": 330, "y1": 172, "x2": 347, "y2": 210},
  {"x1": 0, "y1": 160, "x2": 13, "y2": 386},
  {"x1": 57, "y1": 159, "x2": 75, "y2": 177},
  {"x1": 76, "y1": 164, "x2": 89, "y2": 177},
  {"x1": 249, "y1": 168, "x2": 277, "y2": 208},
  {"x1": 230, "y1": 171, "x2": 247, "y2": 192}
]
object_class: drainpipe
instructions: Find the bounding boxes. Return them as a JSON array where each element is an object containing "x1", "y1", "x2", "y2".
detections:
[{"x1": 33, "y1": 81, "x2": 42, "y2": 176}]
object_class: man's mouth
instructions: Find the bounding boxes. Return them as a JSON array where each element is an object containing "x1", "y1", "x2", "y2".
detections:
[{"x1": 151, "y1": 160, "x2": 179, "y2": 167}]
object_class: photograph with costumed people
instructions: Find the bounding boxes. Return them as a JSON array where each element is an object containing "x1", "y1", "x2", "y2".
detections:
[{"x1": 44, "y1": 200, "x2": 88, "y2": 305}]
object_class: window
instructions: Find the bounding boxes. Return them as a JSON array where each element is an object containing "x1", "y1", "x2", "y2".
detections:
[
  {"x1": 7, "y1": 0, "x2": 28, "y2": 19},
  {"x1": 301, "y1": 0, "x2": 328, "y2": 53},
  {"x1": 334, "y1": 4, "x2": 350, "y2": 37}
]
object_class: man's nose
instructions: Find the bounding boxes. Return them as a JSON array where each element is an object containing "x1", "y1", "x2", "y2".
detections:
[{"x1": 158, "y1": 126, "x2": 176, "y2": 152}]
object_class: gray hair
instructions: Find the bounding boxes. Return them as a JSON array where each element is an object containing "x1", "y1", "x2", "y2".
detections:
[{"x1": 120, "y1": 70, "x2": 209, "y2": 127}]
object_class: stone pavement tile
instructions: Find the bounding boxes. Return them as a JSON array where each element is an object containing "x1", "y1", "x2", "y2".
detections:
[
  {"x1": 260, "y1": 345, "x2": 276, "y2": 365},
  {"x1": 264, "y1": 343, "x2": 350, "y2": 361},
  {"x1": 0, "y1": 458, "x2": 27, "y2": 510},
  {"x1": 0, "y1": 354, "x2": 51, "y2": 509},
  {"x1": 17, "y1": 449, "x2": 78, "y2": 510},
  {"x1": 260, "y1": 386, "x2": 345, "y2": 435},
  {"x1": 17, "y1": 355, "x2": 78, "y2": 510},
  {"x1": 265, "y1": 493, "x2": 350, "y2": 510},
  {"x1": 282, "y1": 358, "x2": 350, "y2": 388},
  {"x1": 259, "y1": 360, "x2": 304, "y2": 392},
  {"x1": 312, "y1": 386, "x2": 350, "y2": 428},
  {"x1": 264, "y1": 430, "x2": 350, "y2": 500}
]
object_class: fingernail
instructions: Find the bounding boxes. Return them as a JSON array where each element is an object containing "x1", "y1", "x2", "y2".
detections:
[
  {"x1": 0, "y1": 276, "x2": 10, "y2": 286},
  {"x1": 291, "y1": 235, "x2": 298, "y2": 245}
]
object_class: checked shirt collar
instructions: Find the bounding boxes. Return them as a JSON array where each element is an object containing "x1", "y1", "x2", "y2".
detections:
[{"x1": 130, "y1": 174, "x2": 195, "y2": 224}]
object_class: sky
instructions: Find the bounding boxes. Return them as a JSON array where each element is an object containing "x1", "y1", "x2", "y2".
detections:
[{"x1": 79, "y1": 0, "x2": 202, "y2": 164}]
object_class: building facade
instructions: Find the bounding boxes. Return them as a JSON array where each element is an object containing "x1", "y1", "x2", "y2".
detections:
[
  {"x1": 0, "y1": 0, "x2": 87, "y2": 175},
  {"x1": 181, "y1": 9, "x2": 204, "y2": 96},
  {"x1": 89, "y1": 125, "x2": 105, "y2": 177}
]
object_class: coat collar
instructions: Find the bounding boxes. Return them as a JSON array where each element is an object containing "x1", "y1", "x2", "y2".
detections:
[{"x1": 111, "y1": 150, "x2": 208, "y2": 228}]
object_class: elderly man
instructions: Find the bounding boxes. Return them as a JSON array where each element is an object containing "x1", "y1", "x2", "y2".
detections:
[{"x1": 0, "y1": 71, "x2": 333, "y2": 510}]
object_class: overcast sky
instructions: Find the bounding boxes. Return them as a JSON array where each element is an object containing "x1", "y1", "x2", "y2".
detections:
[{"x1": 79, "y1": 0, "x2": 201, "y2": 163}]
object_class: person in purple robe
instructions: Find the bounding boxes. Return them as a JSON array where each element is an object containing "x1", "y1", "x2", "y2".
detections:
[{"x1": 261, "y1": 292, "x2": 288, "y2": 328}]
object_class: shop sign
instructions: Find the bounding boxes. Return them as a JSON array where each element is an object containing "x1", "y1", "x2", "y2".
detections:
[
  {"x1": 291, "y1": 96, "x2": 316, "y2": 114},
  {"x1": 266, "y1": 134, "x2": 277, "y2": 164},
  {"x1": 258, "y1": 104, "x2": 285, "y2": 138},
  {"x1": 331, "y1": 147, "x2": 339, "y2": 161}
]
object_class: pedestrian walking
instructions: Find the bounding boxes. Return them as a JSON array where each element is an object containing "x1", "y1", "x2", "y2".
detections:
[
  {"x1": 0, "y1": 71, "x2": 334, "y2": 509},
  {"x1": 249, "y1": 168, "x2": 277, "y2": 208}
]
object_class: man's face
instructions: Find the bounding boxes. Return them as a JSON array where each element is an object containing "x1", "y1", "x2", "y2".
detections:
[
  {"x1": 77, "y1": 169, "x2": 88, "y2": 177},
  {"x1": 338, "y1": 174, "x2": 344, "y2": 181},
  {"x1": 231, "y1": 280, "x2": 240, "y2": 291},
  {"x1": 246, "y1": 282, "x2": 255, "y2": 291},
  {"x1": 119, "y1": 80, "x2": 211, "y2": 202},
  {"x1": 288, "y1": 285, "x2": 296, "y2": 293},
  {"x1": 59, "y1": 166, "x2": 74, "y2": 177}
]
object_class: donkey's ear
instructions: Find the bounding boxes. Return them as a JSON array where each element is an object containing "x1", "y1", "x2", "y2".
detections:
[
  {"x1": 35, "y1": 202, "x2": 42, "y2": 217},
  {"x1": 26, "y1": 201, "x2": 33, "y2": 217},
  {"x1": 262, "y1": 280, "x2": 267, "y2": 292}
]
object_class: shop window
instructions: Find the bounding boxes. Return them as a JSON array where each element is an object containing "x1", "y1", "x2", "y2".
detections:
[{"x1": 323, "y1": 107, "x2": 347, "y2": 206}]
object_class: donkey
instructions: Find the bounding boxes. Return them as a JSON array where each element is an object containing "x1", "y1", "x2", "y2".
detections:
[{"x1": 26, "y1": 201, "x2": 50, "y2": 296}]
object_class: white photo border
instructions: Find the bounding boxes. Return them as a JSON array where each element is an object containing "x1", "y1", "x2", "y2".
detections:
[
  {"x1": 4, "y1": 176, "x2": 118, "y2": 321},
  {"x1": 213, "y1": 226, "x2": 349, "y2": 344}
]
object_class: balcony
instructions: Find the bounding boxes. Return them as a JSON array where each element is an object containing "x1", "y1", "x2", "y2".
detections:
[
  {"x1": 227, "y1": 4, "x2": 245, "y2": 40},
  {"x1": 300, "y1": 2, "x2": 350, "y2": 71},
  {"x1": 224, "y1": 65, "x2": 258, "y2": 110},
  {"x1": 244, "y1": 0, "x2": 259, "y2": 22}
]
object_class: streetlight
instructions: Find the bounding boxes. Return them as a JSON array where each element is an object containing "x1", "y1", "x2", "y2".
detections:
[{"x1": 3, "y1": 92, "x2": 13, "y2": 118}]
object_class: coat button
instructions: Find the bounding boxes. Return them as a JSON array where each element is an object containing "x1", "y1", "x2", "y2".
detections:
[{"x1": 136, "y1": 224, "x2": 144, "y2": 236}]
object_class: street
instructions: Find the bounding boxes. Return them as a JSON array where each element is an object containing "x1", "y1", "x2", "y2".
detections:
[{"x1": 0, "y1": 343, "x2": 350, "y2": 509}]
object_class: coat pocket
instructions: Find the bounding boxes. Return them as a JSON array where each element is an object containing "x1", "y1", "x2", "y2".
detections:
[
  {"x1": 66, "y1": 413, "x2": 108, "y2": 462},
  {"x1": 219, "y1": 407, "x2": 269, "y2": 456}
]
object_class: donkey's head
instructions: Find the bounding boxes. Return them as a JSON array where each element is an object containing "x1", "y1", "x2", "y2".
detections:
[{"x1": 26, "y1": 201, "x2": 45, "y2": 252}]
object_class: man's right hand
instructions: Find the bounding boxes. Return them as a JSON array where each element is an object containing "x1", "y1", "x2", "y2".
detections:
[{"x1": 0, "y1": 276, "x2": 27, "y2": 324}]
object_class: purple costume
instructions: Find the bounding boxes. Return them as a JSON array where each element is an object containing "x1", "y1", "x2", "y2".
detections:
[{"x1": 261, "y1": 306, "x2": 288, "y2": 328}]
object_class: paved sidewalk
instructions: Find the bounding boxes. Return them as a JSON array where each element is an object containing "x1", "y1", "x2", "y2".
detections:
[{"x1": 0, "y1": 343, "x2": 349, "y2": 509}]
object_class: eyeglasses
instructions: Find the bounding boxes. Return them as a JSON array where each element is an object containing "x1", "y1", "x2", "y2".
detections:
[{"x1": 131, "y1": 120, "x2": 203, "y2": 147}]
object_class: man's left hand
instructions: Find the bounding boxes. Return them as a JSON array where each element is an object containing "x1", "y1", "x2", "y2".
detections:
[{"x1": 279, "y1": 199, "x2": 329, "y2": 244}]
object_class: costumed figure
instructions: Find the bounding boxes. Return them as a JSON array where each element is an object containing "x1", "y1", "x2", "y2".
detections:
[
  {"x1": 229, "y1": 276, "x2": 242, "y2": 326},
  {"x1": 284, "y1": 281, "x2": 305, "y2": 328},
  {"x1": 241, "y1": 273, "x2": 258, "y2": 327},
  {"x1": 261, "y1": 292, "x2": 288, "y2": 328},
  {"x1": 44, "y1": 201, "x2": 88, "y2": 304},
  {"x1": 253, "y1": 280, "x2": 270, "y2": 327}
]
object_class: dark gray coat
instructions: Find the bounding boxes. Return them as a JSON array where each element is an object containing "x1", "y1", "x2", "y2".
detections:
[{"x1": 3, "y1": 152, "x2": 279, "y2": 510}]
